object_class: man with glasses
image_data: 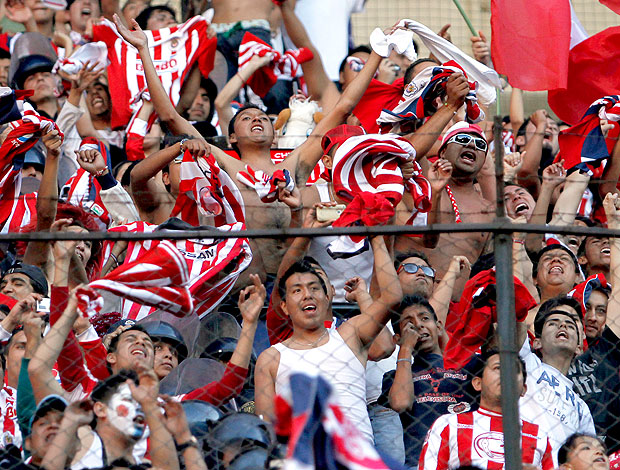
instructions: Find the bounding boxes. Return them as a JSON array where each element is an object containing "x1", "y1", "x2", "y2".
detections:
[
  {"x1": 397, "y1": 122, "x2": 494, "y2": 302},
  {"x1": 519, "y1": 296, "x2": 595, "y2": 458}
]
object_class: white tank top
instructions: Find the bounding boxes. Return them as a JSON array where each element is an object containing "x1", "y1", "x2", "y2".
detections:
[
  {"x1": 273, "y1": 329, "x2": 373, "y2": 442},
  {"x1": 70, "y1": 431, "x2": 146, "y2": 469},
  {"x1": 306, "y1": 184, "x2": 374, "y2": 303}
]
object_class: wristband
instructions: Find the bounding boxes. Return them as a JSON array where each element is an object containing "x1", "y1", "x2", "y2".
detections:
[
  {"x1": 94, "y1": 167, "x2": 109, "y2": 177},
  {"x1": 179, "y1": 138, "x2": 190, "y2": 153},
  {"x1": 397, "y1": 358, "x2": 412, "y2": 365},
  {"x1": 513, "y1": 239, "x2": 525, "y2": 245},
  {"x1": 175, "y1": 436, "x2": 199, "y2": 452},
  {"x1": 95, "y1": 171, "x2": 117, "y2": 191}
]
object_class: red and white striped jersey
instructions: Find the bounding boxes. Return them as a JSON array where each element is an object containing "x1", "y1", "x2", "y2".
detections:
[
  {"x1": 419, "y1": 407, "x2": 554, "y2": 470},
  {"x1": 106, "y1": 220, "x2": 252, "y2": 320},
  {"x1": 0, "y1": 386, "x2": 20, "y2": 449},
  {"x1": 1, "y1": 192, "x2": 37, "y2": 234},
  {"x1": 93, "y1": 17, "x2": 217, "y2": 128}
]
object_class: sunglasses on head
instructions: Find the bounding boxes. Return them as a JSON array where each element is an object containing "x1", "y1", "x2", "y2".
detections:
[
  {"x1": 446, "y1": 133, "x2": 488, "y2": 152},
  {"x1": 397, "y1": 263, "x2": 436, "y2": 278}
]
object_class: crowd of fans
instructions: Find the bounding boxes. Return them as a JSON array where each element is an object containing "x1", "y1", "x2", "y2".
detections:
[{"x1": 0, "y1": 0, "x2": 616, "y2": 469}]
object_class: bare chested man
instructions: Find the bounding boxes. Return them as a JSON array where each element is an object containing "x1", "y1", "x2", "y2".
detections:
[
  {"x1": 114, "y1": 18, "x2": 418, "y2": 284},
  {"x1": 395, "y1": 122, "x2": 494, "y2": 299}
]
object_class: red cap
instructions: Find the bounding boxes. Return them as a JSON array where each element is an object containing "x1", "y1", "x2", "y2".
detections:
[
  {"x1": 439, "y1": 122, "x2": 486, "y2": 153},
  {"x1": 321, "y1": 124, "x2": 365, "y2": 155}
]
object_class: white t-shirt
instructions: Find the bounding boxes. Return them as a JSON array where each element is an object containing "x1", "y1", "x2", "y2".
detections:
[{"x1": 519, "y1": 340, "x2": 595, "y2": 456}]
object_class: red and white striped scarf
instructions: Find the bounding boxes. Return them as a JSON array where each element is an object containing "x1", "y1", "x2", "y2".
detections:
[
  {"x1": 238, "y1": 32, "x2": 313, "y2": 97},
  {"x1": 170, "y1": 152, "x2": 245, "y2": 227},
  {"x1": 0, "y1": 192, "x2": 37, "y2": 234},
  {"x1": 0, "y1": 386, "x2": 20, "y2": 449},
  {"x1": 328, "y1": 133, "x2": 432, "y2": 256},
  {"x1": 105, "y1": 220, "x2": 252, "y2": 320},
  {"x1": 0, "y1": 112, "x2": 62, "y2": 229},
  {"x1": 377, "y1": 60, "x2": 484, "y2": 132},
  {"x1": 93, "y1": 16, "x2": 217, "y2": 129},
  {"x1": 59, "y1": 138, "x2": 111, "y2": 229},
  {"x1": 236, "y1": 165, "x2": 295, "y2": 203},
  {"x1": 80, "y1": 240, "x2": 193, "y2": 318}
]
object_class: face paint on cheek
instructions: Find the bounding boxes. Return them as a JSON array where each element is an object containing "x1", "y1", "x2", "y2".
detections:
[{"x1": 107, "y1": 384, "x2": 146, "y2": 440}]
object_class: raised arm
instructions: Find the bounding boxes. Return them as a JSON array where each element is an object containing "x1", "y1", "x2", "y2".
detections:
[
  {"x1": 112, "y1": 14, "x2": 202, "y2": 139},
  {"x1": 278, "y1": 1, "x2": 340, "y2": 113},
  {"x1": 516, "y1": 110, "x2": 548, "y2": 193},
  {"x1": 345, "y1": 236, "x2": 403, "y2": 348},
  {"x1": 602, "y1": 193, "x2": 620, "y2": 339},
  {"x1": 215, "y1": 55, "x2": 271, "y2": 138},
  {"x1": 23, "y1": 130, "x2": 63, "y2": 269},
  {"x1": 403, "y1": 74, "x2": 469, "y2": 160},
  {"x1": 388, "y1": 324, "x2": 417, "y2": 412},
  {"x1": 550, "y1": 170, "x2": 590, "y2": 226},
  {"x1": 130, "y1": 367, "x2": 180, "y2": 470},
  {"x1": 290, "y1": 51, "x2": 383, "y2": 184}
]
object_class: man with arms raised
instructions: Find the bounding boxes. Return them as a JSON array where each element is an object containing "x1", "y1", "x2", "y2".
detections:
[
  {"x1": 255, "y1": 235, "x2": 402, "y2": 442},
  {"x1": 114, "y1": 16, "x2": 471, "y2": 286},
  {"x1": 396, "y1": 122, "x2": 495, "y2": 300}
]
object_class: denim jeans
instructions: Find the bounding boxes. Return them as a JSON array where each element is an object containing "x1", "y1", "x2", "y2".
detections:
[{"x1": 368, "y1": 402, "x2": 405, "y2": 465}]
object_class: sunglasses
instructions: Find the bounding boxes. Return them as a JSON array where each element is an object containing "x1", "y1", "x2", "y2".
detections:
[
  {"x1": 346, "y1": 56, "x2": 366, "y2": 72},
  {"x1": 446, "y1": 133, "x2": 488, "y2": 152},
  {"x1": 397, "y1": 263, "x2": 436, "y2": 278}
]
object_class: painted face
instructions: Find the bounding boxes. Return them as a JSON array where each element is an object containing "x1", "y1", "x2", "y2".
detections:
[
  {"x1": 564, "y1": 436, "x2": 609, "y2": 470},
  {"x1": 107, "y1": 383, "x2": 145, "y2": 440},
  {"x1": 340, "y1": 52, "x2": 370, "y2": 89}
]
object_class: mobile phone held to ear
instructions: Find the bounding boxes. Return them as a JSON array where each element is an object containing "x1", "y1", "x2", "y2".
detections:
[{"x1": 316, "y1": 204, "x2": 346, "y2": 222}]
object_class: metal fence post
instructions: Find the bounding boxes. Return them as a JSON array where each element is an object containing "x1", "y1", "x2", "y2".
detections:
[{"x1": 493, "y1": 115, "x2": 523, "y2": 470}]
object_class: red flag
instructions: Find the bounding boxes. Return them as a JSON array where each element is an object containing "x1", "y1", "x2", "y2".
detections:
[
  {"x1": 548, "y1": 27, "x2": 620, "y2": 125},
  {"x1": 490, "y1": 0, "x2": 571, "y2": 90},
  {"x1": 600, "y1": 0, "x2": 620, "y2": 14}
]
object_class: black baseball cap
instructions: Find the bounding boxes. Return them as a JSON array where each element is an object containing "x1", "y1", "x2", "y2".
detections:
[{"x1": 3, "y1": 264, "x2": 48, "y2": 296}]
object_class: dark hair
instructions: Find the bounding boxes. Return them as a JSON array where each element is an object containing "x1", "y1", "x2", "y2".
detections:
[
  {"x1": 18, "y1": 204, "x2": 103, "y2": 282},
  {"x1": 134, "y1": 5, "x2": 177, "y2": 30},
  {"x1": 533, "y1": 296, "x2": 584, "y2": 338},
  {"x1": 532, "y1": 244, "x2": 580, "y2": 279},
  {"x1": 394, "y1": 251, "x2": 431, "y2": 271},
  {"x1": 106, "y1": 324, "x2": 149, "y2": 354},
  {"x1": 471, "y1": 348, "x2": 527, "y2": 385},
  {"x1": 118, "y1": 160, "x2": 140, "y2": 188},
  {"x1": 228, "y1": 105, "x2": 269, "y2": 156},
  {"x1": 557, "y1": 433, "x2": 605, "y2": 465},
  {"x1": 278, "y1": 260, "x2": 328, "y2": 301},
  {"x1": 390, "y1": 294, "x2": 436, "y2": 335},
  {"x1": 577, "y1": 228, "x2": 606, "y2": 259},
  {"x1": 338, "y1": 45, "x2": 373, "y2": 74},
  {"x1": 403, "y1": 58, "x2": 439, "y2": 85},
  {"x1": 91, "y1": 369, "x2": 138, "y2": 404}
]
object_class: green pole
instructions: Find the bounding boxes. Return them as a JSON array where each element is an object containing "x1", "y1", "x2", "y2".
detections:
[
  {"x1": 451, "y1": 0, "x2": 502, "y2": 116},
  {"x1": 452, "y1": 0, "x2": 477, "y2": 35}
]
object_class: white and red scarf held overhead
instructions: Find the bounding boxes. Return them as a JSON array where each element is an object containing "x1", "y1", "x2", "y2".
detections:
[
  {"x1": 238, "y1": 32, "x2": 313, "y2": 97},
  {"x1": 93, "y1": 16, "x2": 217, "y2": 128}
]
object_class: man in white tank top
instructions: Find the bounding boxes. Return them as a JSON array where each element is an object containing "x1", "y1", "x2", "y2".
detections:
[{"x1": 255, "y1": 235, "x2": 402, "y2": 442}]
